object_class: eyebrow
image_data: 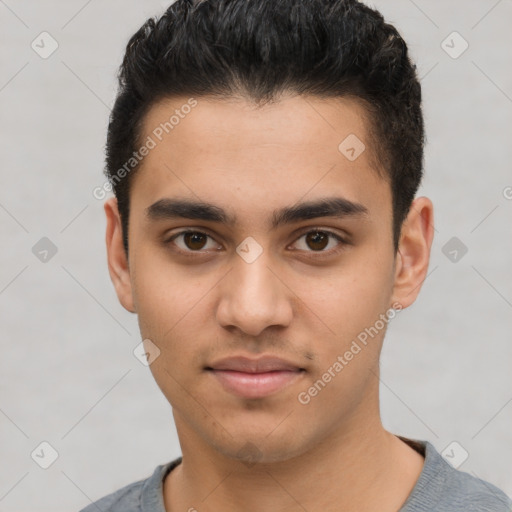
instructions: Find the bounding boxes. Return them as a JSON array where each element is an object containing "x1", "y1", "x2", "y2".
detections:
[{"x1": 145, "y1": 196, "x2": 369, "y2": 229}]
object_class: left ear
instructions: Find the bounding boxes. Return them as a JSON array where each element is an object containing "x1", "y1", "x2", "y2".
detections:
[{"x1": 391, "y1": 196, "x2": 434, "y2": 309}]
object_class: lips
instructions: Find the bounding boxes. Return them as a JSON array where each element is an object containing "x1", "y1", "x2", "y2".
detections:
[{"x1": 206, "y1": 355, "x2": 305, "y2": 399}]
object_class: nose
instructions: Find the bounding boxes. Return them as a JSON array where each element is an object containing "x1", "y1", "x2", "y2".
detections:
[{"x1": 216, "y1": 250, "x2": 293, "y2": 337}]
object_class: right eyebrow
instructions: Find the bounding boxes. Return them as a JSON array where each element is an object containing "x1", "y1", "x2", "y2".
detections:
[{"x1": 145, "y1": 198, "x2": 235, "y2": 226}]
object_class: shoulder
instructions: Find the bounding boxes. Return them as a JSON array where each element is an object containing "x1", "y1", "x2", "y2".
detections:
[
  {"x1": 79, "y1": 478, "x2": 144, "y2": 512},
  {"x1": 401, "y1": 440, "x2": 512, "y2": 512},
  {"x1": 79, "y1": 459, "x2": 181, "y2": 512},
  {"x1": 442, "y1": 464, "x2": 512, "y2": 511}
]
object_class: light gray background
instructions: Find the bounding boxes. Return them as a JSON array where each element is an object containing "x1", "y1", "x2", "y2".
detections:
[{"x1": 1, "y1": 1, "x2": 511, "y2": 511}]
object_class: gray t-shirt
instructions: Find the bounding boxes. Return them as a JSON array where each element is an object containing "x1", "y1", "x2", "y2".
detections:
[{"x1": 80, "y1": 439, "x2": 512, "y2": 511}]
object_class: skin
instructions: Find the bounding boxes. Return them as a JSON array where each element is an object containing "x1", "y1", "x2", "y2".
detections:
[{"x1": 105, "y1": 93, "x2": 434, "y2": 512}]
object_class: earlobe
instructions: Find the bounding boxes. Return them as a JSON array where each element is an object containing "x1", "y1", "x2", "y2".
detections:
[
  {"x1": 390, "y1": 197, "x2": 434, "y2": 309},
  {"x1": 104, "y1": 197, "x2": 136, "y2": 313}
]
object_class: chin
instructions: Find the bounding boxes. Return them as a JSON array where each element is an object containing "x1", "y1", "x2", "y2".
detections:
[{"x1": 207, "y1": 426, "x2": 314, "y2": 467}]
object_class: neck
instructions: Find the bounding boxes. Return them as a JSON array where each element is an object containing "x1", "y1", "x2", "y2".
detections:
[{"x1": 163, "y1": 414, "x2": 424, "y2": 512}]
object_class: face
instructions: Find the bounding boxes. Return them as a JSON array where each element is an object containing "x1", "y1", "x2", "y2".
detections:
[{"x1": 105, "y1": 93, "x2": 433, "y2": 465}]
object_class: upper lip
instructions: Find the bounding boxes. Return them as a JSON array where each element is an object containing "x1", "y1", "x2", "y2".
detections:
[{"x1": 206, "y1": 355, "x2": 305, "y2": 373}]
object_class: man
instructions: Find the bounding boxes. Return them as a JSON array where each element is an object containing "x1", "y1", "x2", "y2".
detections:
[{"x1": 83, "y1": 0, "x2": 512, "y2": 510}]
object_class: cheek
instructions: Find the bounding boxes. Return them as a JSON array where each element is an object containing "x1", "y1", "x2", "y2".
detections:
[
  {"x1": 132, "y1": 248, "x2": 208, "y2": 330},
  {"x1": 296, "y1": 257, "x2": 394, "y2": 345},
  {"x1": 293, "y1": 268, "x2": 391, "y2": 421},
  {"x1": 132, "y1": 266, "x2": 210, "y2": 391}
]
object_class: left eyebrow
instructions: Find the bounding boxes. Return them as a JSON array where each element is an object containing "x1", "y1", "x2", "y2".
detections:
[
  {"x1": 144, "y1": 196, "x2": 369, "y2": 229},
  {"x1": 271, "y1": 197, "x2": 369, "y2": 228}
]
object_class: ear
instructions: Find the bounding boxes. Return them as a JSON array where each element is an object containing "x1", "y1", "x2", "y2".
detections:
[
  {"x1": 105, "y1": 197, "x2": 136, "y2": 313},
  {"x1": 390, "y1": 196, "x2": 434, "y2": 309}
]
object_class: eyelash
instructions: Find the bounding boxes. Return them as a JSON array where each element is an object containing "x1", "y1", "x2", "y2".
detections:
[{"x1": 164, "y1": 228, "x2": 349, "y2": 258}]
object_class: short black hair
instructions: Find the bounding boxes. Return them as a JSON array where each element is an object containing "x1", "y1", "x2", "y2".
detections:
[{"x1": 106, "y1": 0, "x2": 424, "y2": 255}]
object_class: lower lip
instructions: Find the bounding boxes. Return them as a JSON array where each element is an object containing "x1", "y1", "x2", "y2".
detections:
[{"x1": 208, "y1": 369, "x2": 303, "y2": 399}]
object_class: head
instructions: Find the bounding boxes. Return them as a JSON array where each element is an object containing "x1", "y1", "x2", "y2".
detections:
[{"x1": 105, "y1": 0, "x2": 433, "y2": 465}]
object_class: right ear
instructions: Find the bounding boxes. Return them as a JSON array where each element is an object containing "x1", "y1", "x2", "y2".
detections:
[{"x1": 104, "y1": 197, "x2": 136, "y2": 313}]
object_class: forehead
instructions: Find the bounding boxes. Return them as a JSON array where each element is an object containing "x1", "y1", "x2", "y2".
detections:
[
  {"x1": 130, "y1": 93, "x2": 389, "y2": 224},
  {"x1": 140, "y1": 93, "x2": 378, "y2": 165}
]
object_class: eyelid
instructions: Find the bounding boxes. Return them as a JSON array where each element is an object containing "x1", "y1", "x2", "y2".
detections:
[
  {"x1": 289, "y1": 227, "x2": 349, "y2": 254},
  {"x1": 164, "y1": 227, "x2": 350, "y2": 255},
  {"x1": 165, "y1": 229, "x2": 223, "y2": 252},
  {"x1": 292, "y1": 226, "x2": 350, "y2": 243}
]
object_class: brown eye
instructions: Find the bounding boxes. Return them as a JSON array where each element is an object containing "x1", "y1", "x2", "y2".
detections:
[
  {"x1": 183, "y1": 232, "x2": 208, "y2": 250},
  {"x1": 305, "y1": 231, "x2": 329, "y2": 251},
  {"x1": 167, "y1": 231, "x2": 220, "y2": 253},
  {"x1": 291, "y1": 229, "x2": 347, "y2": 255}
]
